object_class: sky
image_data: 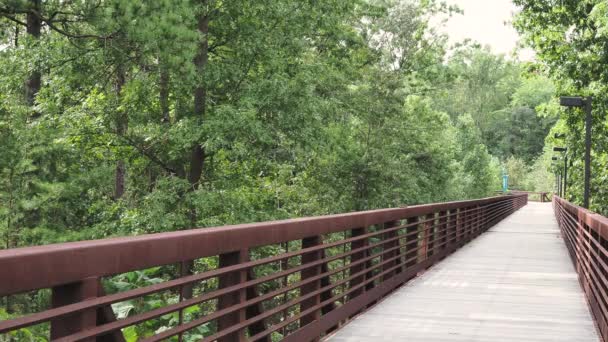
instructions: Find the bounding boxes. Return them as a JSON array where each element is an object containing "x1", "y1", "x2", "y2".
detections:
[{"x1": 437, "y1": 0, "x2": 535, "y2": 60}]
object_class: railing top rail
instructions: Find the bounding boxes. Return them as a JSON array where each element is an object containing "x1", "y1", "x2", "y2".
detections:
[
  {"x1": 509, "y1": 190, "x2": 549, "y2": 194},
  {"x1": 0, "y1": 194, "x2": 523, "y2": 296}
]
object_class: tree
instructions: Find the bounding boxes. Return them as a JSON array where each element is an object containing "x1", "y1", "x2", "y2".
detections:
[{"x1": 514, "y1": 0, "x2": 608, "y2": 213}]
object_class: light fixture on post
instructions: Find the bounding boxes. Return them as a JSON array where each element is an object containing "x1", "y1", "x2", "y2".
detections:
[{"x1": 560, "y1": 96, "x2": 592, "y2": 208}]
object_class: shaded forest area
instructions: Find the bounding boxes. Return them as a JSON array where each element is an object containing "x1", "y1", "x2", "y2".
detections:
[{"x1": 0, "y1": 1, "x2": 556, "y2": 250}]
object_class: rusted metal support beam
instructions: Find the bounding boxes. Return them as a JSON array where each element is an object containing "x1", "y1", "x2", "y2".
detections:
[
  {"x1": 426, "y1": 214, "x2": 436, "y2": 259},
  {"x1": 438, "y1": 211, "x2": 448, "y2": 253},
  {"x1": 245, "y1": 269, "x2": 270, "y2": 342},
  {"x1": 218, "y1": 250, "x2": 248, "y2": 342},
  {"x1": 51, "y1": 277, "x2": 124, "y2": 342},
  {"x1": 300, "y1": 236, "x2": 322, "y2": 335},
  {"x1": 455, "y1": 208, "x2": 462, "y2": 245},
  {"x1": 349, "y1": 227, "x2": 368, "y2": 300},
  {"x1": 382, "y1": 220, "x2": 400, "y2": 280},
  {"x1": 405, "y1": 217, "x2": 419, "y2": 273}
]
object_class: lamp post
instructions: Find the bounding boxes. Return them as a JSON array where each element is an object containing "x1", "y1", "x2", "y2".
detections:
[
  {"x1": 554, "y1": 147, "x2": 568, "y2": 199},
  {"x1": 552, "y1": 156, "x2": 560, "y2": 196},
  {"x1": 560, "y1": 96, "x2": 592, "y2": 208}
]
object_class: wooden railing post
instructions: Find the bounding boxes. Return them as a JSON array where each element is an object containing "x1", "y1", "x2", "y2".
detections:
[{"x1": 218, "y1": 250, "x2": 248, "y2": 342}]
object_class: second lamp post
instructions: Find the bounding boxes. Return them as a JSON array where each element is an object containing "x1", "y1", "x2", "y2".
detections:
[{"x1": 553, "y1": 147, "x2": 568, "y2": 198}]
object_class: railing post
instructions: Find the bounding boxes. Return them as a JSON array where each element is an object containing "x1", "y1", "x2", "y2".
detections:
[
  {"x1": 455, "y1": 208, "x2": 461, "y2": 245},
  {"x1": 480, "y1": 204, "x2": 487, "y2": 232},
  {"x1": 469, "y1": 206, "x2": 476, "y2": 237},
  {"x1": 475, "y1": 205, "x2": 481, "y2": 236},
  {"x1": 463, "y1": 207, "x2": 471, "y2": 242},
  {"x1": 320, "y1": 260, "x2": 336, "y2": 317},
  {"x1": 51, "y1": 278, "x2": 97, "y2": 340},
  {"x1": 218, "y1": 249, "x2": 248, "y2": 342},
  {"x1": 446, "y1": 210, "x2": 454, "y2": 246},
  {"x1": 349, "y1": 227, "x2": 368, "y2": 312},
  {"x1": 404, "y1": 217, "x2": 419, "y2": 274},
  {"x1": 51, "y1": 277, "x2": 125, "y2": 342},
  {"x1": 426, "y1": 214, "x2": 435, "y2": 259},
  {"x1": 472, "y1": 206, "x2": 478, "y2": 238},
  {"x1": 464, "y1": 207, "x2": 470, "y2": 242},
  {"x1": 178, "y1": 260, "x2": 194, "y2": 342},
  {"x1": 382, "y1": 220, "x2": 400, "y2": 280},
  {"x1": 300, "y1": 235, "x2": 322, "y2": 338},
  {"x1": 439, "y1": 211, "x2": 448, "y2": 253}
]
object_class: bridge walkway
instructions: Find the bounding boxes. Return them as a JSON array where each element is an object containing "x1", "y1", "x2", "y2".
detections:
[{"x1": 327, "y1": 202, "x2": 600, "y2": 342}]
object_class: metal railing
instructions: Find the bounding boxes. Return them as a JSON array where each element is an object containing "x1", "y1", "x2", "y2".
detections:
[
  {"x1": 0, "y1": 195, "x2": 527, "y2": 341},
  {"x1": 554, "y1": 196, "x2": 608, "y2": 340},
  {"x1": 509, "y1": 191, "x2": 551, "y2": 203}
]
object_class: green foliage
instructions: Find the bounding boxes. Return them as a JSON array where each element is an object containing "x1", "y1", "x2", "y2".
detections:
[
  {"x1": 0, "y1": 0, "x2": 557, "y2": 339},
  {"x1": 503, "y1": 156, "x2": 529, "y2": 190},
  {"x1": 515, "y1": 0, "x2": 608, "y2": 213},
  {"x1": 433, "y1": 47, "x2": 557, "y2": 162},
  {"x1": 453, "y1": 114, "x2": 501, "y2": 198}
]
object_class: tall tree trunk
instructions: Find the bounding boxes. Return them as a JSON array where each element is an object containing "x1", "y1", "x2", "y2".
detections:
[
  {"x1": 14, "y1": 22, "x2": 20, "y2": 47},
  {"x1": 114, "y1": 67, "x2": 127, "y2": 200},
  {"x1": 189, "y1": 11, "x2": 208, "y2": 188},
  {"x1": 159, "y1": 63, "x2": 171, "y2": 123},
  {"x1": 179, "y1": 8, "x2": 210, "y2": 317},
  {"x1": 25, "y1": 0, "x2": 41, "y2": 107},
  {"x1": 187, "y1": 6, "x2": 209, "y2": 226}
]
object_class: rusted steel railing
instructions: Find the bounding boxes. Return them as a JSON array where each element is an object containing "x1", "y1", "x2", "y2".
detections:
[
  {"x1": 0, "y1": 195, "x2": 527, "y2": 341},
  {"x1": 554, "y1": 196, "x2": 608, "y2": 340},
  {"x1": 510, "y1": 191, "x2": 551, "y2": 203}
]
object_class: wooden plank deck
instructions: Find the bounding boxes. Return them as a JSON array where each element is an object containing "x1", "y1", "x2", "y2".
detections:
[{"x1": 326, "y1": 202, "x2": 600, "y2": 342}]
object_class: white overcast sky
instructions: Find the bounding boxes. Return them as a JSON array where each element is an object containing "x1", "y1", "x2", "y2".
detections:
[{"x1": 437, "y1": 0, "x2": 535, "y2": 60}]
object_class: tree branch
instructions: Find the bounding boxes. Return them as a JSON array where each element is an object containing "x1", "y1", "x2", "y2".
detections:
[
  {"x1": 121, "y1": 135, "x2": 178, "y2": 175},
  {"x1": 0, "y1": 11, "x2": 27, "y2": 26}
]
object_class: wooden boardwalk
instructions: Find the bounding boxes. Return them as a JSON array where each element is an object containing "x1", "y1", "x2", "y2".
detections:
[{"x1": 327, "y1": 202, "x2": 600, "y2": 342}]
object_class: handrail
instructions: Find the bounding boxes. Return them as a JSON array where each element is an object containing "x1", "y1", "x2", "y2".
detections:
[
  {"x1": 509, "y1": 190, "x2": 551, "y2": 202},
  {"x1": 0, "y1": 194, "x2": 527, "y2": 341},
  {"x1": 553, "y1": 196, "x2": 608, "y2": 340}
]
